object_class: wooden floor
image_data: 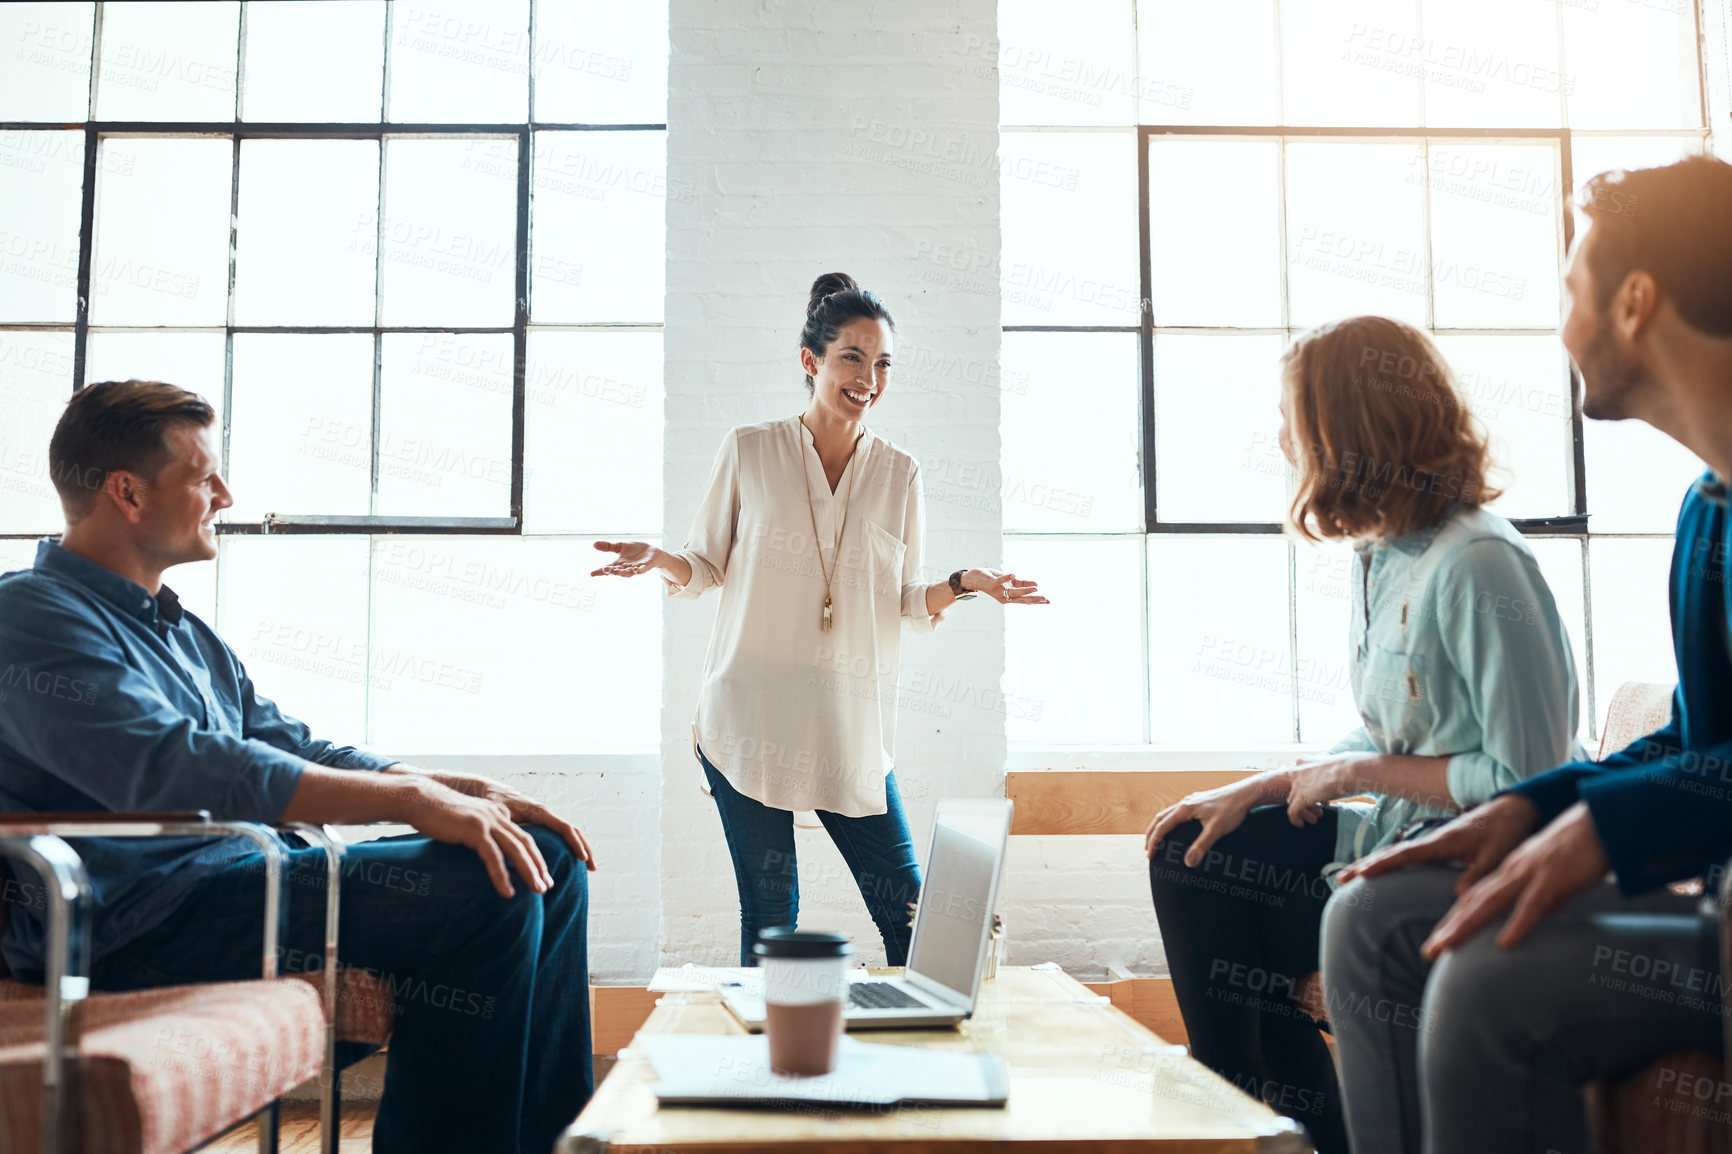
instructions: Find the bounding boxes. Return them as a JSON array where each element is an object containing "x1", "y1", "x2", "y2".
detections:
[{"x1": 199, "y1": 1103, "x2": 377, "y2": 1153}]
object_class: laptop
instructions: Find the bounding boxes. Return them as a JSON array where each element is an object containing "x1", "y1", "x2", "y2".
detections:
[{"x1": 720, "y1": 797, "x2": 1013, "y2": 1031}]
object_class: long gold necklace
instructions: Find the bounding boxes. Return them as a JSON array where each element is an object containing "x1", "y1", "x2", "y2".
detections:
[{"x1": 799, "y1": 425, "x2": 863, "y2": 634}]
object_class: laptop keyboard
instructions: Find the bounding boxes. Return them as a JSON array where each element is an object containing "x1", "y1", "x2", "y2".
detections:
[{"x1": 848, "y1": 982, "x2": 928, "y2": 1010}]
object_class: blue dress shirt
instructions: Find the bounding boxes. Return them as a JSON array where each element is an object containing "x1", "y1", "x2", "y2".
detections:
[{"x1": 0, "y1": 539, "x2": 395, "y2": 976}]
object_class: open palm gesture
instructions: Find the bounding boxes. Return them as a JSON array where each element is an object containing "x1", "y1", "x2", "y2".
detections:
[{"x1": 591, "y1": 540, "x2": 657, "y2": 578}]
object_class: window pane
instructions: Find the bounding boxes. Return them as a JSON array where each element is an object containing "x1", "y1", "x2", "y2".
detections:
[
  {"x1": 1282, "y1": 0, "x2": 1421, "y2": 127},
  {"x1": 1293, "y1": 537, "x2": 1362, "y2": 744},
  {"x1": 0, "y1": 4, "x2": 92, "y2": 120},
  {"x1": 217, "y1": 536, "x2": 369, "y2": 739},
  {"x1": 1148, "y1": 138, "x2": 1281, "y2": 326},
  {"x1": 1525, "y1": 537, "x2": 1587, "y2": 740},
  {"x1": 89, "y1": 138, "x2": 231, "y2": 325},
  {"x1": 997, "y1": 0, "x2": 1135, "y2": 126},
  {"x1": 1148, "y1": 536, "x2": 1291, "y2": 744},
  {"x1": 0, "y1": 540, "x2": 40, "y2": 575},
  {"x1": 1569, "y1": 135, "x2": 1702, "y2": 190},
  {"x1": 1285, "y1": 141, "x2": 1429, "y2": 328},
  {"x1": 1588, "y1": 537, "x2": 1678, "y2": 696},
  {"x1": 377, "y1": 333, "x2": 512, "y2": 517},
  {"x1": 0, "y1": 330, "x2": 73, "y2": 533},
  {"x1": 532, "y1": 0, "x2": 667, "y2": 124},
  {"x1": 1563, "y1": 2, "x2": 1700, "y2": 129},
  {"x1": 1153, "y1": 334, "x2": 1288, "y2": 523},
  {"x1": 524, "y1": 330, "x2": 661, "y2": 533},
  {"x1": 234, "y1": 139, "x2": 379, "y2": 326},
  {"x1": 1432, "y1": 335, "x2": 1572, "y2": 519},
  {"x1": 84, "y1": 329, "x2": 227, "y2": 433},
  {"x1": 1000, "y1": 132, "x2": 1140, "y2": 326},
  {"x1": 1417, "y1": 0, "x2": 1565, "y2": 128},
  {"x1": 93, "y1": 1, "x2": 238, "y2": 121},
  {"x1": 996, "y1": 332, "x2": 1141, "y2": 532},
  {"x1": 1427, "y1": 143, "x2": 1561, "y2": 328},
  {"x1": 388, "y1": 1, "x2": 528, "y2": 123},
  {"x1": 227, "y1": 334, "x2": 374, "y2": 521},
  {"x1": 531, "y1": 130, "x2": 665, "y2": 323},
  {"x1": 242, "y1": 1, "x2": 384, "y2": 122},
  {"x1": 378, "y1": 138, "x2": 517, "y2": 326},
  {"x1": 0, "y1": 130, "x2": 84, "y2": 322},
  {"x1": 1136, "y1": 0, "x2": 1276, "y2": 126},
  {"x1": 368, "y1": 536, "x2": 660, "y2": 747},
  {"x1": 1584, "y1": 419, "x2": 1703, "y2": 533},
  {"x1": 161, "y1": 556, "x2": 216, "y2": 625},
  {"x1": 1004, "y1": 536, "x2": 1144, "y2": 744}
]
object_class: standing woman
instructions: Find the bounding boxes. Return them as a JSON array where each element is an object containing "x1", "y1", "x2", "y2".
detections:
[
  {"x1": 594, "y1": 273, "x2": 1046, "y2": 965},
  {"x1": 1143, "y1": 316, "x2": 1580, "y2": 1154}
]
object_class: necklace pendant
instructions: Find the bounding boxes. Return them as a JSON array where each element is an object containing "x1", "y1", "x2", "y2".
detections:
[{"x1": 822, "y1": 596, "x2": 833, "y2": 633}]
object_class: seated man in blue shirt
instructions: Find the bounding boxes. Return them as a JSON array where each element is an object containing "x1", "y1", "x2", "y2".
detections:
[
  {"x1": 1319, "y1": 155, "x2": 1732, "y2": 1154},
  {"x1": 0, "y1": 379, "x2": 597, "y2": 1154}
]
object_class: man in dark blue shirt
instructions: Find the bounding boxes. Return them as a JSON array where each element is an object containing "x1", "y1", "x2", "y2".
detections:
[
  {"x1": 1319, "y1": 156, "x2": 1732, "y2": 1154},
  {"x1": 0, "y1": 380, "x2": 597, "y2": 1154}
]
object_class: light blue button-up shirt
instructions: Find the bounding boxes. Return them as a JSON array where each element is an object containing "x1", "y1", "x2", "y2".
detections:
[{"x1": 1327, "y1": 508, "x2": 1582, "y2": 869}]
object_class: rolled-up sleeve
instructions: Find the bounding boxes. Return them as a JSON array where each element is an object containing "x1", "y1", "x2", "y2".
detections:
[
  {"x1": 1436, "y1": 539, "x2": 1578, "y2": 809},
  {"x1": 665, "y1": 429, "x2": 739, "y2": 600},
  {"x1": 899, "y1": 464, "x2": 945, "y2": 633},
  {"x1": 0, "y1": 592, "x2": 307, "y2": 820}
]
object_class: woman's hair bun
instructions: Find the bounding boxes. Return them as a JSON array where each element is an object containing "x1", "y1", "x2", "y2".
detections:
[{"x1": 807, "y1": 272, "x2": 859, "y2": 318}]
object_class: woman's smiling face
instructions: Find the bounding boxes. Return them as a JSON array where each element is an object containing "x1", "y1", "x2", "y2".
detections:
[{"x1": 802, "y1": 316, "x2": 894, "y2": 421}]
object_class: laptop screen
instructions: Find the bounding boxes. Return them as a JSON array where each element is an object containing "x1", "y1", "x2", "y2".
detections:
[{"x1": 906, "y1": 801, "x2": 1009, "y2": 1002}]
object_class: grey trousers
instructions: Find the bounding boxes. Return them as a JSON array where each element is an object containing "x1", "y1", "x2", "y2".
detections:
[{"x1": 1319, "y1": 866, "x2": 1722, "y2": 1154}]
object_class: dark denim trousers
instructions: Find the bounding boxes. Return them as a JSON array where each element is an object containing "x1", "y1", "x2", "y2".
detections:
[
  {"x1": 701, "y1": 750, "x2": 922, "y2": 966},
  {"x1": 90, "y1": 827, "x2": 592, "y2": 1154}
]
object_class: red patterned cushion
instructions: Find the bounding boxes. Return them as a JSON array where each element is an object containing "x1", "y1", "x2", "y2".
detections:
[
  {"x1": 288, "y1": 967, "x2": 396, "y2": 1046},
  {"x1": 0, "y1": 980, "x2": 324, "y2": 1154},
  {"x1": 1597, "y1": 682, "x2": 1677, "y2": 761}
]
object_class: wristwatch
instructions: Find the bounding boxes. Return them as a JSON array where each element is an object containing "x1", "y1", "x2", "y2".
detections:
[{"x1": 949, "y1": 570, "x2": 977, "y2": 600}]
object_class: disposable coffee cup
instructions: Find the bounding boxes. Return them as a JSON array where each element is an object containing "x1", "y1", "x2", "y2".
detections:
[{"x1": 754, "y1": 928, "x2": 852, "y2": 1076}]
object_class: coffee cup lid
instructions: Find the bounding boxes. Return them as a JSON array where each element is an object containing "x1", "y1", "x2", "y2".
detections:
[{"x1": 753, "y1": 928, "x2": 853, "y2": 959}]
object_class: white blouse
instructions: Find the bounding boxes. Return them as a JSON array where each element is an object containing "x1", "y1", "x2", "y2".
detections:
[{"x1": 666, "y1": 415, "x2": 945, "y2": 817}]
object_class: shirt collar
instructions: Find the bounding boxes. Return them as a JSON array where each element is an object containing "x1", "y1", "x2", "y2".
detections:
[
  {"x1": 33, "y1": 538, "x2": 184, "y2": 633},
  {"x1": 795, "y1": 414, "x2": 871, "y2": 450},
  {"x1": 1695, "y1": 470, "x2": 1728, "y2": 509}
]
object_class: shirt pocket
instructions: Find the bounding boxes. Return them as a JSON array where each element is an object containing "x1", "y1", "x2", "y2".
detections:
[{"x1": 861, "y1": 519, "x2": 907, "y2": 599}]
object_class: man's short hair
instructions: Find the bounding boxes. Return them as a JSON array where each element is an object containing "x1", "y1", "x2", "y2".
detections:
[
  {"x1": 48, "y1": 380, "x2": 216, "y2": 520},
  {"x1": 1579, "y1": 156, "x2": 1732, "y2": 336}
]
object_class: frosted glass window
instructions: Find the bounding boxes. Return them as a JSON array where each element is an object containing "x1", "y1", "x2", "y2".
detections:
[
  {"x1": 0, "y1": 131, "x2": 84, "y2": 322},
  {"x1": 1569, "y1": 137, "x2": 1701, "y2": 190},
  {"x1": 1153, "y1": 334, "x2": 1289, "y2": 523},
  {"x1": 531, "y1": 131, "x2": 665, "y2": 323},
  {"x1": 379, "y1": 138, "x2": 517, "y2": 326},
  {"x1": 1004, "y1": 537, "x2": 1144, "y2": 744},
  {"x1": 368, "y1": 536, "x2": 659, "y2": 747},
  {"x1": 227, "y1": 334, "x2": 374, "y2": 521},
  {"x1": 1588, "y1": 537, "x2": 1679, "y2": 695},
  {"x1": 1292, "y1": 537, "x2": 1363, "y2": 744},
  {"x1": 0, "y1": 540, "x2": 41, "y2": 576},
  {"x1": 1525, "y1": 537, "x2": 1587, "y2": 740},
  {"x1": 387, "y1": 1, "x2": 528, "y2": 123},
  {"x1": 0, "y1": 4, "x2": 93, "y2": 120},
  {"x1": 533, "y1": 0, "x2": 667, "y2": 124},
  {"x1": 0, "y1": 330, "x2": 74, "y2": 533},
  {"x1": 1281, "y1": 0, "x2": 1421, "y2": 127},
  {"x1": 89, "y1": 138, "x2": 231, "y2": 326},
  {"x1": 1135, "y1": 0, "x2": 1276, "y2": 126},
  {"x1": 1584, "y1": 419, "x2": 1704, "y2": 534},
  {"x1": 93, "y1": 2, "x2": 239, "y2": 121},
  {"x1": 234, "y1": 139, "x2": 379, "y2": 326},
  {"x1": 998, "y1": 0, "x2": 1136, "y2": 126},
  {"x1": 1000, "y1": 132, "x2": 1140, "y2": 326},
  {"x1": 1148, "y1": 138, "x2": 1281, "y2": 327},
  {"x1": 1432, "y1": 335, "x2": 1572, "y2": 520},
  {"x1": 1285, "y1": 142, "x2": 1429, "y2": 328},
  {"x1": 217, "y1": 536, "x2": 369, "y2": 739},
  {"x1": 161, "y1": 556, "x2": 217, "y2": 625},
  {"x1": 999, "y1": 332, "x2": 1141, "y2": 532},
  {"x1": 377, "y1": 333, "x2": 512, "y2": 517},
  {"x1": 524, "y1": 330, "x2": 662, "y2": 533},
  {"x1": 84, "y1": 329, "x2": 227, "y2": 433},
  {"x1": 1563, "y1": 2, "x2": 1701, "y2": 130},
  {"x1": 1417, "y1": 0, "x2": 1565, "y2": 128},
  {"x1": 1149, "y1": 536, "x2": 1292, "y2": 744},
  {"x1": 241, "y1": 1, "x2": 385, "y2": 122},
  {"x1": 1427, "y1": 144, "x2": 1562, "y2": 328}
]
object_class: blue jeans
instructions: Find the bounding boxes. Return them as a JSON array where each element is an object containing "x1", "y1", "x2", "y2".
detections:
[
  {"x1": 89, "y1": 827, "x2": 592, "y2": 1154},
  {"x1": 702, "y1": 750, "x2": 922, "y2": 966}
]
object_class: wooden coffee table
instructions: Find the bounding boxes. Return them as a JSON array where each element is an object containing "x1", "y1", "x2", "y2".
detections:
[{"x1": 557, "y1": 966, "x2": 1309, "y2": 1153}]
